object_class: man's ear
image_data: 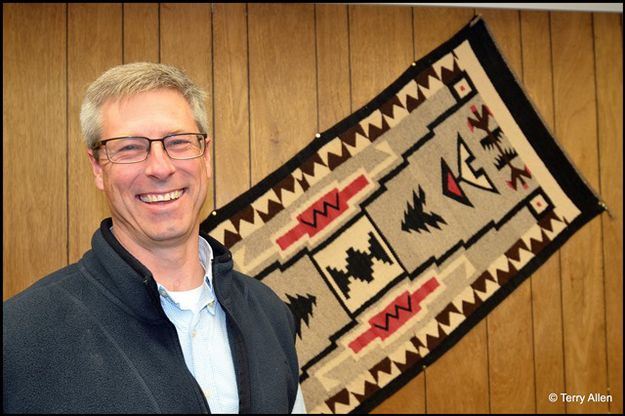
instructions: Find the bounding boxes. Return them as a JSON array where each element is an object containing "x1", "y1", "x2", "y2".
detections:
[{"x1": 87, "y1": 149, "x2": 105, "y2": 191}]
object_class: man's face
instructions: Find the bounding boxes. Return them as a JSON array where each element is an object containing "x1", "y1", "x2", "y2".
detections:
[{"x1": 88, "y1": 88, "x2": 211, "y2": 249}]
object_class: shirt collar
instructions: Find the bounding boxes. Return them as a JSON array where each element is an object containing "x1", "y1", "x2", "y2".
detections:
[
  {"x1": 156, "y1": 236, "x2": 216, "y2": 315},
  {"x1": 198, "y1": 235, "x2": 214, "y2": 289}
]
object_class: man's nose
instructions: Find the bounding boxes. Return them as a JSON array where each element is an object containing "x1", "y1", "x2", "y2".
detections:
[{"x1": 144, "y1": 141, "x2": 176, "y2": 177}]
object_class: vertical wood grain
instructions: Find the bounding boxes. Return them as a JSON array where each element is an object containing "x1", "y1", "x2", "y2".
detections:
[
  {"x1": 413, "y1": 6, "x2": 474, "y2": 55},
  {"x1": 551, "y1": 11, "x2": 608, "y2": 414},
  {"x1": 247, "y1": 3, "x2": 317, "y2": 182},
  {"x1": 123, "y1": 3, "x2": 159, "y2": 64},
  {"x1": 348, "y1": 5, "x2": 414, "y2": 110},
  {"x1": 2, "y1": 4, "x2": 622, "y2": 413},
  {"x1": 160, "y1": 3, "x2": 214, "y2": 216},
  {"x1": 67, "y1": 3, "x2": 121, "y2": 264},
  {"x1": 213, "y1": 3, "x2": 250, "y2": 207},
  {"x1": 480, "y1": 9, "x2": 536, "y2": 414},
  {"x1": 520, "y1": 10, "x2": 566, "y2": 414},
  {"x1": 425, "y1": 324, "x2": 491, "y2": 413},
  {"x1": 593, "y1": 12, "x2": 623, "y2": 414},
  {"x1": 315, "y1": 4, "x2": 351, "y2": 132},
  {"x1": 412, "y1": 6, "x2": 490, "y2": 414},
  {"x1": 2, "y1": 4, "x2": 67, "y2": 299}
]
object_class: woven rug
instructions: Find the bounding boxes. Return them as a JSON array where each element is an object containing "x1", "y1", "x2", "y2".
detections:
[{"x1": 201, "y1": 16, "x2": 605, "y2": 413}]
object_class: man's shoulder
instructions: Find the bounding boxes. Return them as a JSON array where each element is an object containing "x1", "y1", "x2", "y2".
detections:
[
  {"x1": 3, "y1": 262, "x2": 88, "y2": 357},
  {"x1": 4, "y1": 262, "x2": 82, "y2": 312}
]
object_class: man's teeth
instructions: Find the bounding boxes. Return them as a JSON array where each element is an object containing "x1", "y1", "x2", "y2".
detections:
[{"x1": 139, "y1": 190, "x2": 183, "y2": 203}]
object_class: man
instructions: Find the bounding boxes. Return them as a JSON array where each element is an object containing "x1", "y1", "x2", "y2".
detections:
[{"x1": 3, "y1": 62, "x2": 306, "y2": 414}]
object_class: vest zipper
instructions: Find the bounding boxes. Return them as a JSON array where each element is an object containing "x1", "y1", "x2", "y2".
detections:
[
  {"x1": 212, "y1": 258, "x2": 252, "y2": 413},
  {"x1": 167, "y1": 320, "x2": 212, "y2": 413}
]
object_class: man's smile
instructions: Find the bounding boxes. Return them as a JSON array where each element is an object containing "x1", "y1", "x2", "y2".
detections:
[{"x1": 137, "y1": 188, "x2": 186, "y2": 203}]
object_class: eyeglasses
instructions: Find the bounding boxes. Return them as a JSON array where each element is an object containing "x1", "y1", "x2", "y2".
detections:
[{"x1": 95, "y1": 133, "x2": 208, "y2": 164}]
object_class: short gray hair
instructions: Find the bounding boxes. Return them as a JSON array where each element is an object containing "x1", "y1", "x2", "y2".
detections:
[{"x1": 80, "y1": 62, "x2": 208, "y2": 149}]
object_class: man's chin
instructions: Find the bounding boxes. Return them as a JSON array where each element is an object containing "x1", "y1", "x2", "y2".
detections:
[
  {"x1": 145, "y1": 227, "x2": 192, "y2": 245},
  {"x1": 134, "y1": 218, "x2": 194, "y2": 243},
  {"x1": 111, "y1": 214, "x2": 198, "y2": 247}
]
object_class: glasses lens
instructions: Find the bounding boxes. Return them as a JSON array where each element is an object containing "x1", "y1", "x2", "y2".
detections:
[
  {"x1": 164, "y1": 134, "x2": 205, "y2": 160},
  {"x1": 106, "y1": 138, "x2": 150, "y2": 163}
]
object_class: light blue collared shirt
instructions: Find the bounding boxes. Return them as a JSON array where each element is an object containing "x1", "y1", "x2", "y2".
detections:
[{"x1": 158, "y1": 236, "x2": 306, "y2": 414}]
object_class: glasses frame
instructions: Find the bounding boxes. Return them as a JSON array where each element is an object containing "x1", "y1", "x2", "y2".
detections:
[{"x1": 94, "y1": 133, "x2": 208, "y2": 164}]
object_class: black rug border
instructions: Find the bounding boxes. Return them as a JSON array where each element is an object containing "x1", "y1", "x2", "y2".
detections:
[{"x1": 199, "y1": 15, "x2": 605, "y2": 413}]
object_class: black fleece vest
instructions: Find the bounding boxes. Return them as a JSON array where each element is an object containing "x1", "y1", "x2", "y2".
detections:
[{"x1": 3, "y1": 219, "x2": 299, "y2": 414}]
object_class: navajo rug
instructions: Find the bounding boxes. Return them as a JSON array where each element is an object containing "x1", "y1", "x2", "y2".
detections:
[{"x1": 201, "y1": 16, "x2": 605, "y2": 413}]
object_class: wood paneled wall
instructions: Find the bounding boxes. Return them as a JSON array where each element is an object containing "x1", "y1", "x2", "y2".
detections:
[{"x1": 3, "y1": 4, "x2": 622, "y2": 414}]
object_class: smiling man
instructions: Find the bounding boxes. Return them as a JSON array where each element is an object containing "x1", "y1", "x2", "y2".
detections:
[
  {"x1": 3, "y1": 63, "x2": 306, "y2": 414},
  {"x1": 89, "y1": 88, "x2": 211, "y2": 291}
]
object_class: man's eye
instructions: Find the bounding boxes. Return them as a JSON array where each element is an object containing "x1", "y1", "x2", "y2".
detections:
[
  {"x1": 119, "y1": 144, "x2": 142, "y2": 151},
  {"x1": 168, "y1": 139, "x2": 192, "y2": 147}
]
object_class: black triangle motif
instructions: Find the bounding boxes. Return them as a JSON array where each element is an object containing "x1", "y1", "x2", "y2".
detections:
[{"x1": 401, "y1": 186, "x2": 447, "y2": 234}]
